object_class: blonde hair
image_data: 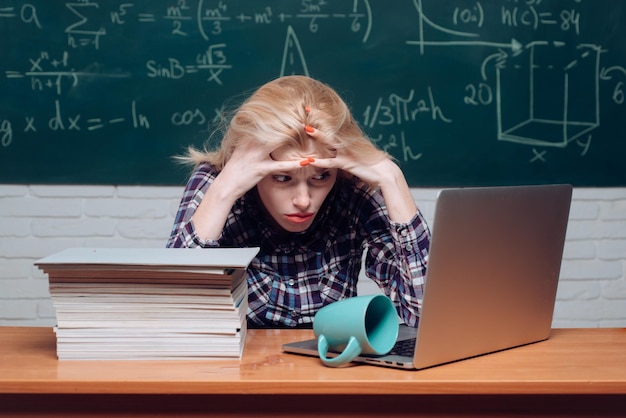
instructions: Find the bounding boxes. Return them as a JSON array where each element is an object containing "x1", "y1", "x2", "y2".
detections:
[{"x1": 182, "y1": 75, "x2": 388, "y2": 170}]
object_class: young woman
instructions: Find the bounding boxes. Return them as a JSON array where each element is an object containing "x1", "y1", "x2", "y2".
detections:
[{"x1": 167, "y1": 75, "x2": 430, "y2": 328}]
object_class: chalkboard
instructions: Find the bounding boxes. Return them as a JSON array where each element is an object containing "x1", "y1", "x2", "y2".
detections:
[{"x1": 1, "y1": 0, "x2": 625, "y2": 186}]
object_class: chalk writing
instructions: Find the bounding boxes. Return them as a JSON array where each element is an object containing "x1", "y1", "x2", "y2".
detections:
[
  {"x1": 0, "y1": 0, "x2": 624, "y2": 186},
  {"x1": 362, "y1": 88, "x2": 452, "y2": 129},
  {"x1": 403, "y1": 0, "x2": 625, "y2": 163}
]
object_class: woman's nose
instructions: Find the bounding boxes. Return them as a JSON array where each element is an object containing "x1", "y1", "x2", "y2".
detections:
[{"x1": 292, "y1": 184, "x2": 311, "y2": 209}]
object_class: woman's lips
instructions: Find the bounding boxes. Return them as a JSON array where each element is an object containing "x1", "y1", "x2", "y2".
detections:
[{"x1": 285, "y1": 213, "x2": 314, "y2": 223}]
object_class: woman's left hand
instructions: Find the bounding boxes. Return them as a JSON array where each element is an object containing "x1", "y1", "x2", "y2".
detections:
[{"x1": 307, "y1": 133, "x2": 417, "y2": 223}]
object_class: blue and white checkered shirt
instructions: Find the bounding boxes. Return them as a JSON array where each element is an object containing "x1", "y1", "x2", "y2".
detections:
[{"x1": 167, "y1": 163, "x2": 430, "y2": 328}]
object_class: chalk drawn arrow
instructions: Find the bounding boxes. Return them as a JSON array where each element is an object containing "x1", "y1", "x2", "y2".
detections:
[
  {"x1": 481, "y1": 49, "x2": 508, "y2": 81},
  {"x1": 407, "y1": 38, "x2": 523, "y2": 54},
  {"x1": 600, "y1": 66, "x2": 626, "y2": 81}
]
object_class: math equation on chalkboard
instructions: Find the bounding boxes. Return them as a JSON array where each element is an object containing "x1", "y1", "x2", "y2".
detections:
[{"x1": 1, "y1": 0, "x2": 625, "y2": 186}]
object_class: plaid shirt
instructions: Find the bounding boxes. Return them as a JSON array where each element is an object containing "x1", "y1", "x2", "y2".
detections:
[{"x1": 167, "y1": 163, "x2": 430, "y2": 328}]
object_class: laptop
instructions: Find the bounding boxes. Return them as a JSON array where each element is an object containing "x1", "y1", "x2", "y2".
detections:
[{"x1": 282, "y1": 184, "x2": 572, "y2": 369}]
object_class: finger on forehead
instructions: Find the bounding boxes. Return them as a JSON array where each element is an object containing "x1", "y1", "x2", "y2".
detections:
[
  {"x1": 308, "y1": 156, "x2": 343, "y2": 169},
  {"x1": 268, "y1": 159, "x2": 305, "y2": 171}
]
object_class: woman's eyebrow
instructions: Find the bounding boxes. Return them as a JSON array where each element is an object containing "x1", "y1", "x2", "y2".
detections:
[{"x1": 273, "y1": 169, "x2": 295, "y2": 176}]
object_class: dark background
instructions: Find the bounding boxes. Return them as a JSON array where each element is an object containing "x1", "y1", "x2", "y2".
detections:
[{"x1": 1, "y1": 0, "x2": 624, "y2": 186}]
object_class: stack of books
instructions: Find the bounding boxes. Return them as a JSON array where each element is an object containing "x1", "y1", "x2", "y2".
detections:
[{"x1": 36, "y1": 247, "x2": 259, "y2": 360}]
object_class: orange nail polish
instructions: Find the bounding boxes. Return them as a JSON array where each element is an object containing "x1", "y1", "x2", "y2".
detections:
[
  {"x1": 308, "y1": 157, "x2": 315, "y2": 162},
  {"x1": 304, "y1": 106, "x2": 312, "y2": 113},
  {"x1": 305, "y1": 125, "x2": 314, "y2": 134},
  {"x1": 299, "y1": 159, "x2": 310, "y2": 167}
]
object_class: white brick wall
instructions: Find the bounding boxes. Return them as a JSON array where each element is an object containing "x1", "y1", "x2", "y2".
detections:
[{"x1": 1, "y1": 185, "x2": 625, "y2": 328}]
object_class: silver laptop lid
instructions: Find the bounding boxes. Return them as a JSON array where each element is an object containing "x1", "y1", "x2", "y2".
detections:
[{"x1": 413, "y1": 184, "x2": 572, "y2": 369}]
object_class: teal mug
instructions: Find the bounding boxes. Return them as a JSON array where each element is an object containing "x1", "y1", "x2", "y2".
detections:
[{"x1": 313, "y1": 294, "x2": 399, "y2": 367}]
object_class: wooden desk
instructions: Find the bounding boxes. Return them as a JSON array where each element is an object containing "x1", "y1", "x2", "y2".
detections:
[{"x1": 1, "y1": 327, "x2": 625, "y2": 417}]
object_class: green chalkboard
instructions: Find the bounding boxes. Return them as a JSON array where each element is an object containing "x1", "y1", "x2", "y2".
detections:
[{"x1": 1, "y1": 0, "x2": 625, "y2": 186}]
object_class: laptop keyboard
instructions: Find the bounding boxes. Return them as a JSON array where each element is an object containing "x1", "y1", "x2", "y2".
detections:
[{"x1": 389, "y1": 338, "x2": 416, "y2": 356}]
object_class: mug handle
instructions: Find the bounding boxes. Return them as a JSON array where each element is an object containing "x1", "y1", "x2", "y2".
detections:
[{"x1": 317, "y1": 335, "x2": 362, "y2": 367}]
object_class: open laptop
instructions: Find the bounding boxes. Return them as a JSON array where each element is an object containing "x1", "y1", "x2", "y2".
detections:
[{"x1": 282, "y1": 184, "x2": 572, "y2": 369}]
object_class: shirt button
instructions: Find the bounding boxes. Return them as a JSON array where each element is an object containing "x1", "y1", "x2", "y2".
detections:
[
  {"x1": 290, "y1": 311, "x2": 298, "y2": 317},
  {"x1": 288, "y1": 278, "x2": 296, "y2": 286},
  {"x1": 400, "y1": 228, "x2": 408, "y2": 237},
  {"x1": 405, "y1": 243, "x2": 413, "y2": 251}
]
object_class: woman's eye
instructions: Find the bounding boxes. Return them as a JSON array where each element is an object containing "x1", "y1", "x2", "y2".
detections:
[
  {"x1": 273, "y1": 174, "x2": 291, "y2": 183},
  {"x1": 312, "y1": 171, "x2": 331, "y2": 181}
]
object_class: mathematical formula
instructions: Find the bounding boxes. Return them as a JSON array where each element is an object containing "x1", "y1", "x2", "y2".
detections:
[{"x1": 1, "y1": 0, "x2": 625, "y2": 186}]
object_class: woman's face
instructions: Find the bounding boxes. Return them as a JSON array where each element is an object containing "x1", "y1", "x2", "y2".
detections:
[{"x1": 256, "y1": 145, "x2": 338, "y2": 233}]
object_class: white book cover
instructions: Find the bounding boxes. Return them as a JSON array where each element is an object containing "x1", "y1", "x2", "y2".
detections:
[{"x1": 36, "y1": 247, "x2": 260, "y2": 271}]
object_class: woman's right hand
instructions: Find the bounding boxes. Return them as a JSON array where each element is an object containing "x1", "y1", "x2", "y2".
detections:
[
  {"x1": 190, "y1": 139, "x2": 304, "y2": 241},
  {"x1": 216, "y1": 139, "x2": 275, "y2": 199}
]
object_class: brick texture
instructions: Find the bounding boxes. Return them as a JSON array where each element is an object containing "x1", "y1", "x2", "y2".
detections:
[{"x1": 1, "y1": 185, "x2": 625, "y2": 328}]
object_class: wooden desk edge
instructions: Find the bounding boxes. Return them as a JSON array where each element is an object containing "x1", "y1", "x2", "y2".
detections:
[
  {"x1": 1, "y1": 327, "x2": 626, "y2": 396},
  {"x1": 3, "y1": 380, "x2": 626, "y2": 396}
]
